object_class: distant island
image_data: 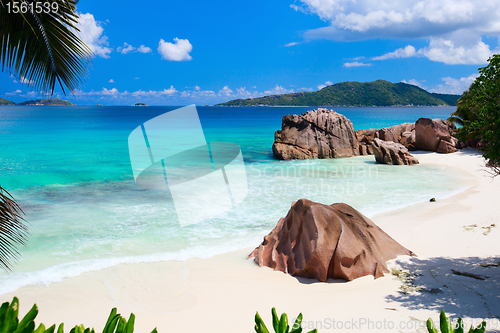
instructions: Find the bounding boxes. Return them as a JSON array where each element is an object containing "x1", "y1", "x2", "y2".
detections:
[
  {"x1": 132, "y1": 103, "x2": 148, "y2": 106},
  {"x1": 17, "y1": 98, "x2": 75, "y2": 106},
  {"x1": 216, "y1": 80, "x2": 461, "y2": 107},
  {"x1": 0, "y1": 98, "x2": 75, "y2": 106},
  {"x1": 0, "y1": 98, "x2": 15, "y2": 105}
]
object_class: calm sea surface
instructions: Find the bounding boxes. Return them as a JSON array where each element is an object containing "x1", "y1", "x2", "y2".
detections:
[{"x1": 0, "y1": 106, "x2": 469, "y2": 294}]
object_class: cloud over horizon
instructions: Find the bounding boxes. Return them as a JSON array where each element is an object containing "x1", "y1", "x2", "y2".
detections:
[
  {"x1": 344, "y1": 61, "x2": 372, "y2": 67},
  {"x1": 295, "y1": 0, "x2": 500, "y2": 65}
]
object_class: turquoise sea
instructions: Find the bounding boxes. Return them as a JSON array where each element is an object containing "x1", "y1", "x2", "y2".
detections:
[{"x1": 0, "y1": 105, "x2": 469, "y2": 294}]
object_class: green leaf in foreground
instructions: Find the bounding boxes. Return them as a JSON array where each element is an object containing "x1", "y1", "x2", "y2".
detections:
[
  {"x1": 426, "y1": 310, "x2": 487, "y2": 333},
  {"x1": 0, "y1": 298, "x2": 156, "y2": 333},
  {"x1": 255, "y1": 308, "x2": 317, "y2": 333}
]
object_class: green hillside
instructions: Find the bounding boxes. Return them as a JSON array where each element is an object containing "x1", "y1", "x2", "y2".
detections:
[
  {"x1": 430, "y1": 93, "x2": 460, "y2": 106},
  {"x1": 0, "y1": 98, "x2": 15, "y2": 105},
  {"x1": 216, "y1": 80, "x2": 461, "y2": 107},
  {"x1": 16, "y1": 98, "x2": 75, "y2": 106}
]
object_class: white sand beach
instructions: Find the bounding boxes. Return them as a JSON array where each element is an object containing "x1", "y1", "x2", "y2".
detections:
[{"x1": 2, "y1": 149, "x2": 499, "y2": 333}]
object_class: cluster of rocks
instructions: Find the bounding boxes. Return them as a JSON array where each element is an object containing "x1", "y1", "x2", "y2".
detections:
[
  {"x1": 356, "y1": 122, "x2": 416, "y2": 154},
  {"x1": 272, "y1": 108, "x2": 359, "y2": 160},
  {"x1": 249, "y1": 199, "x2": 415, "y2": 282},
  {"x1": 272, "y1": 108, "x2": 462, "y2": 165},
  {"x1": 371, "y1": 138, "x2": 419, "y2": 165}
]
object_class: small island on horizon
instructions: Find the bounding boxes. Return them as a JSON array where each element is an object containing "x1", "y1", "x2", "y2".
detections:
[
  {"x1": 0, "y1": 98, "x2": 75, "y2": 106},
  {"x1": 216, "y1": 80, "x2": 461, "y2": 107}
]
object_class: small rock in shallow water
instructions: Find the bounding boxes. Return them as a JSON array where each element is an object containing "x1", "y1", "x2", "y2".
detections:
[{"x1": 430, "y1": 198, "x2": 436, "y2": 202}]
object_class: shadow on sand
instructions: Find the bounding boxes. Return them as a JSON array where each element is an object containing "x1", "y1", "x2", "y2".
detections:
[{"x1": 387, "y1": 255, "x2": 500, "y2": 325}]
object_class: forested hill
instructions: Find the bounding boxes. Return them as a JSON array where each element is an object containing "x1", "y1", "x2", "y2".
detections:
[
  {"x1": 216, "y1": 80, "x2": 461, "y2": 107},
  {"x1": 16, "y1": 98, "x2": 75, "y2": 106},
  {"x1": 0, "y1": 98, "x2": 75, "y2": 105},
  {"x1": 0, "y1": 98, "x2": 15, "y2": 105}
]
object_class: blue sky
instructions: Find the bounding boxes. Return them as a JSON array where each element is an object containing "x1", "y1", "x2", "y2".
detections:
[{"x1": 2, "y1": 0, "x2": 499, "y2": 105}]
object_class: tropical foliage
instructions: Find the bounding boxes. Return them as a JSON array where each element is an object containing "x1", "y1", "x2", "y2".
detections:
[
  {"x1": 255, "y1": 308, "x2": 317, "y2": 333},
  {"x1": 0, "y1": 0, "x2": 92, "y2": 95},
  {"x1": 0, "y1": 187, "x2": 28, "y2": 271},
  {"x1": 448, "y1": 54, "x2": 500, "y2": 176},
  {"x1": 0, "y1": 297, "x2": 158, "y2": 333},
  {"x1": 217, "y1": 80, "x2": 460, "y2": 107},
  {"x1": 1, "y1": 0, "x2": 92, "y2": 269},
  {"x1": 426, "y1": 309, "x2": 486, "y2": 333}
]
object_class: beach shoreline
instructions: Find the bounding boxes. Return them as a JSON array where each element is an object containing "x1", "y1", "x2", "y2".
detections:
[{"x1": 2, "y1": 149, "x2": 499, "y2": 333}]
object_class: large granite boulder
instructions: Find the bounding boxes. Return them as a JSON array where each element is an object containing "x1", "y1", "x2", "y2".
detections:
[
  {"x1": 371, "y1": 138, "x2": 419, "y2": 165},
  {"x1": 400, "y1": 131, "x2": 417, "y2": 151},
  {"x1": 356, "y1": 122, "x2": 416, "y2": 154},
  {"x1": 272, "y1": 109, "x2": 359, "y2": 160},
  {"x1": 249, "y1": 199, "x2": 415, "y2": 282},
  {"x1": 378, "y1": 122, "x2": 415, "y2": 143},
  {"x1": 415, "y1": 118, "x2": 460, "y2": 153}
]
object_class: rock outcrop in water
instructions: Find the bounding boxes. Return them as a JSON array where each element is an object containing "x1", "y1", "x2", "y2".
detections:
[
  {"x1": 272, "y1": 108, "x2": 359, "y2": 160},
  {"x1": 356, "y1": 122, "x2": 416, "y2": 154},
  {"x1": 371, "y1": 138, "x2": 419, "y2": 165},
  {"x1": 415, "y1": 118, "x2": 460, "y2": 154},
  {"x1": 272, "y1": 110, "x2": 460, "y2": 161},
  {"x1": 249, "y1": 199, "x2": 415, "y2": 282}
]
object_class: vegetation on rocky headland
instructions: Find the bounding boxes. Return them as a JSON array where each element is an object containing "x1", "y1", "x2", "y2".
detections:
[{"x1": 217, "y1": 80, "x2": 460, "y2": 107}]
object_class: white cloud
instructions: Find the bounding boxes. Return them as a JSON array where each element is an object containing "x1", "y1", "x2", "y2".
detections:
[
  {"x1": 401, "y1": 79, "x2": 426, "y2": 88},
  {"x1": 14, "y1": 76, "x2": 34, "y2": 85},
  {"x1": 134, "y1": 77, "x2": 139, "y2": 80},
  {"x1": 73, "y1": 87, "x2": 179, "y2": 99},
  {"x1": 116, "y1": 43, "x2": 152, "y2": 55},
  {"x1": 158, "y1": 38, "x2": 193, "y2": 61},
  {"x1": 108, "y1": 79, "x2": 114, "y2": 83},
  {"x1": 419, "y1": 32, "x2": 496, "y2": 64},
  {"x1": 5, "y1": 89, "x2": 23, "y2": 96},
  {"x1": 131, "y1": 86, "x2": 178, "y2": 97},
  {"x1": 264, "y1": 85, "x2": 295, "y2": 95},
  {"x1": 160, "y1": 86, "x2": 177, "y2": 95},
  {"x1": 117, "y1": 42, "x2": 135, "y2": 54},
  {"x1": 297, "y1": 0, "x2": 500, "y2": 65},
  {"x1": 136, "y1": 45, "x2": 152, "y2": 53},
  {"x1": 181, "y1": 86, "x2": 264, "y2": 100},
  {"x1": 181, "y1": 89, "x2": 216, "y2": 99},
  {"x1": 20, "y1": 91, "x2": 38, "y2": 98},
  {"x1": 317, "y1": 81, "x2": 333, "y2": 89},
  {"x1": 373, "y1": 45, "x2": 417, "y2": 60},
  {"x1": 75, "y1": 13, "x2": 112, "y2": 58},
  {"x1": 218, "y1": 85, "x2": 233, "y2": 96},
  {"x1": 285, "y1": 42, "x2": 299, "y2": 47},
  {"x1": 99, "y1": 88, "x2": 120, "y2": 96},
  {"x1": 73, "y1": 87, "x2": 129, "y2": 97},
  {"x1": 343, "y1": 61, "x2": 372, "y2": 67},
  {"x1": 430, "y1": 74, "x2": 479, "y2": 94},
  {"x1": 67, "y1": 84, "x2": 321, "y2": 104}
]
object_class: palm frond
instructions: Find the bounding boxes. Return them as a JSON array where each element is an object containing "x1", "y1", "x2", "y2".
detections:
[
  {"x1": 447, "y1": 115, "x2": 464, "y2": 127},
  {"x1": 0, "y1": 0, "x2": 92, "y2": 95},
  {"x1": 0, "y1": 186, "x2": 28, "y2": 271}
]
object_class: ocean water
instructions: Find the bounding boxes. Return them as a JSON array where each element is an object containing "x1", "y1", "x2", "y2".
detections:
[{"x1": 0, "y1": 105, "x2": 470, "y2": 294}]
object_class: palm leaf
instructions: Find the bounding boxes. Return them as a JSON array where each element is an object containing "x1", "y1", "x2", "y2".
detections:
[
  {"x1": 0, "y1": 0, "x2": 92, "y2": 95},
  {"x1": 0, "y1": 186, "x2": 28, "y2": 271}
]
